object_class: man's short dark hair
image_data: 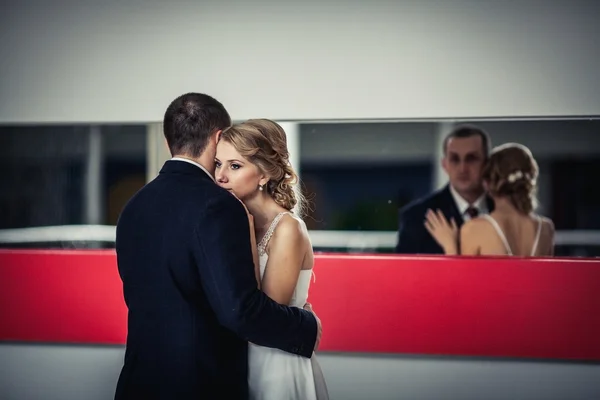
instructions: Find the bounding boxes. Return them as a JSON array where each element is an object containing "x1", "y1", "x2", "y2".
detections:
[
  {"x1": 163, "y1": 93, "x2": 231, "y2": 157},
  {"x1": 443, "y1": 124, "x2": 491, "y2": 159}
]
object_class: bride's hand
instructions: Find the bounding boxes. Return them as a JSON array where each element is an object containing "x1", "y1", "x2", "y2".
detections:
[{"x1": 424, "y1": 209, "x2": 459, "y2": 254}]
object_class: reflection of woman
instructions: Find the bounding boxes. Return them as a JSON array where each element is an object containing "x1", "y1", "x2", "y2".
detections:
[
  {"x1": 215, "y1": 119, "x2": 329, "y2": 400},
  {"x1": 425, "y1": 143, "x2": 555, "y2": 256}
]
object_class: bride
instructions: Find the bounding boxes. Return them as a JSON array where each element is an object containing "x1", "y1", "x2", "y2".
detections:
[{"x1": 215, "y1": 119, "x2": 329, "y2": 400}]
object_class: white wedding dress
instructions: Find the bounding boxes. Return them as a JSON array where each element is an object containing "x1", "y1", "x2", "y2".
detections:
[{"x1": 248, "y1": 212, "x2": 329, "y2": 400}]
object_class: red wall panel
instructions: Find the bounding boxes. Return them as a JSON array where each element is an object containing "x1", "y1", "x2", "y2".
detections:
[{"x1": 1, "y1": 250, "x2": 599, "y2": 361}]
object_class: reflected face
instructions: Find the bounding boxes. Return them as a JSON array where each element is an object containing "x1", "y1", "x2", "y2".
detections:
[
  {"x1": 442, "y1": 136, "x2": 486, "y2": 195},
  {"x1": 215, "y1": 140, "x2": 265, "y2": 200}
]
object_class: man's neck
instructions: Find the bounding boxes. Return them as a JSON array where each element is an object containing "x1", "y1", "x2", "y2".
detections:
[
  {"x1": 451, "y1": 186, "x2": 485, "y2": 205},
  {"x1": 173, "y1": 154, "x2": 214, "y2": 173},
  {"x1": 171, "y1": 154, "x2": 216, "y2": 181}
]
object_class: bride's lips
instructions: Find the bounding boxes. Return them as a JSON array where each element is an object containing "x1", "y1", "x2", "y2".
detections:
[{"x1": 217, "y1": 184, "x2": 234, "y2": 193}]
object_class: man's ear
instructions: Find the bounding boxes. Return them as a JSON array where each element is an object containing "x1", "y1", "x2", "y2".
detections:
[
  {"x1": 441, "y1": 157, "x2": 449, "y2": 174},
  {"x1": 214, "y1": 129, "x2": 223, "y2": 144}
]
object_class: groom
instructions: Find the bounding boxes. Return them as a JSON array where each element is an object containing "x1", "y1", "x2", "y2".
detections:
[{"x1": 114, "y1": 93, "x2": 321, "y2": 400}]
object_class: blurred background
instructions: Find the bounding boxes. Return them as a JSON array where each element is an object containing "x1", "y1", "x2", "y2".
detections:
[{"x1": 1, "y1": 119, "x2": 599, "y2": 256}]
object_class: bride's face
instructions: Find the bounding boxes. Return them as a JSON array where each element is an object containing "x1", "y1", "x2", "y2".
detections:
[{"x1": 215, "y1": 140, "x2": 267, "y2": 200}]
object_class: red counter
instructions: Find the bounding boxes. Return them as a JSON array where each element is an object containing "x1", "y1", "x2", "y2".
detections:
[{"x1": 1, "y1": 250, "x2": 599, "y2": 361}]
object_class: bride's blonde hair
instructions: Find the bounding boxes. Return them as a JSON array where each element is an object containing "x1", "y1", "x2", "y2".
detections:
[
  {"x1": 482, "y1": 142, "x2": 539, "y2": 214},
  {"x1": 220, "y1": 119, "x2": 306, "y2": 216}
]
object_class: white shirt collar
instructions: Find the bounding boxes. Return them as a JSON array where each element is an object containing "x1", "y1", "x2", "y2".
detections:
[
  {"x1": 170, "y1": 157, "x2": 215, "y2": 182},
  {"x1": 449, "y1": 184, "x2": 488, "y2": 218}
]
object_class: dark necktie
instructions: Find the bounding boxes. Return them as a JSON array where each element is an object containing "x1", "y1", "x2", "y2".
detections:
[{"x1": 466, "y1": 206, "x2": 479, "y2": 219}]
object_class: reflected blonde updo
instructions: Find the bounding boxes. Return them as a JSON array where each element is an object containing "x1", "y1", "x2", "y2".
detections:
[
  {"x1": 482, "y1": 143, "x2": 539, "y2": 215},
  {"x1": 220, "y1": 119, "x2": 305, "y2": 215}
]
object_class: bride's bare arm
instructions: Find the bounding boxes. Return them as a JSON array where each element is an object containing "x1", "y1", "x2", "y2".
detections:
[
  {"x1": 261, "y1": 215, "x2": 307, "y2": 305},
  {"x1": 544, "y1": 218, "x2": 555, "y2": 256}
]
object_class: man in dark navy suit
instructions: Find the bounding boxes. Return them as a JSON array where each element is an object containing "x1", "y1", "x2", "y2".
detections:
[
  {"x1": 114, "y1": 93, "x2": 320, "y2": 400},
  {"x1": 395, "y1": 125, "x2": 494, "y2": 254}
]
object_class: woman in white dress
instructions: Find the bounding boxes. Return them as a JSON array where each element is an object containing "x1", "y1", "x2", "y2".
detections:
[
  {"x1": 425, "y1": 142, "x2": 555, "y2": 256},
  {"x1": 215, "y1": 119, "x2": 329, "y2": 400}
]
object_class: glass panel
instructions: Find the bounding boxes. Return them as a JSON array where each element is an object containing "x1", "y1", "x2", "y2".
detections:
[
  {"x1": 2, "y1": 118, "x2": 599, "y2": 256},
  {"x1": 0, "y1": 125, "x2": 146, "y2": 248}
]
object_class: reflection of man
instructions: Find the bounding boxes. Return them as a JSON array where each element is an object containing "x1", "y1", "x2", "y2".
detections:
[{"x1": 395, "y1": 125, "x2": 494, "y2": 254}]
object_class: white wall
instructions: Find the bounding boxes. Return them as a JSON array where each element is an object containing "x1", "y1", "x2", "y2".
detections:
[
  {"x1": 1, "y1": 0, "x2": 599, "y2": 123},
  {"x1": 1, "y1": 345, "x2": 599, "y2": 400}
]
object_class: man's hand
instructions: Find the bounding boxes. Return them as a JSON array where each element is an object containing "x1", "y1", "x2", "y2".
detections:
[{"x1": 304, "y1": 302, "x2": 322, "y2": 351}]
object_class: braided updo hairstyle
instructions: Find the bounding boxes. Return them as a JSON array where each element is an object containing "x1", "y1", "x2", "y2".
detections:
[
  {"x1": 219, "y1": 119, "x2": 305, "y2": 215},
  {"x1": 482, "y1": 142, "x2": 539, "y2": 215}
]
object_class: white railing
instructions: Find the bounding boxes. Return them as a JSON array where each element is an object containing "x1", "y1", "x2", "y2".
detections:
[
  {"x1": 308, "y1": 230, "x2": 600, "y2": 249},
  {"x1": 0, "y1": 225, "x2": 117, "y2": 244},
  {"x1": 0, "y1": 225, "x2": 599, "y2": 250}
]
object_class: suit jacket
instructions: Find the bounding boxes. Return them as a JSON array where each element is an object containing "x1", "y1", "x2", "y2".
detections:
[
  {"x1": 395, "y1": 184, "x2": 494, "y2": 254},
  {"x1": 114, "y1": 160, "x2": 317, "y2": 400}
]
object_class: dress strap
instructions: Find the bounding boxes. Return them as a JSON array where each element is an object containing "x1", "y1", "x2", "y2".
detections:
[
  {"x1": 481, "y1": 214, "x2": 513, "y2": 255},
  {"x1": 257, "y1": 212, "x2": 289, "y2": 255},
  {"x1": 530, "y1": 215, "x2": 543, "y2": 256}
]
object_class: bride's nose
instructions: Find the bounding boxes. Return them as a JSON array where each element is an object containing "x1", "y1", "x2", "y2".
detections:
[{"x1": 216, "y1": 171, "x2": 227, "y2": 183}]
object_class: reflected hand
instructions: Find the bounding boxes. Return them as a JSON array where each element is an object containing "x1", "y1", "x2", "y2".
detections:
[
  {"x1": 304, "y1": 302, "x2": 322, "y2": 351},
  {"x1": 424, "y1": 209, "x2": 458, "y2": 254}
]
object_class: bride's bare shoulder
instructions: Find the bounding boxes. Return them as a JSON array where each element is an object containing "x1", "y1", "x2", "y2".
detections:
[
  {"x1": 462, "y1": 216, "x2": 492, "y2": 234},
  {"x1": 460, "y1": 216, "x2": 497, "y2": 246},
  {"x1": 270, "y1": 213, "x2": 310, "y2": 246},
  {"x1": 535, "y1": 215, "x2": 555, "y2": 236}
]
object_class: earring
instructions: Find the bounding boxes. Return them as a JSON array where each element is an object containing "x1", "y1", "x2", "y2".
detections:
[{"x1": 259, "y1": 184, "x2": 263, "y2": 191}]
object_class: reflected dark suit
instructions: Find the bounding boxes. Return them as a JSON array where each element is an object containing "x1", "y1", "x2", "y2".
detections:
[
  {"x1": 395, "y1": 184, "x2": 494, "y2": 254},
  {"x1": 114, "y1": 160, "x2": 317, "y2": 400}
]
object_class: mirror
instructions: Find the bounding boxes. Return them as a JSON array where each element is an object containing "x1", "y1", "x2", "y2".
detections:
[{"x1": 1, "y1": 119, "x2": 599, "y2": 256}]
